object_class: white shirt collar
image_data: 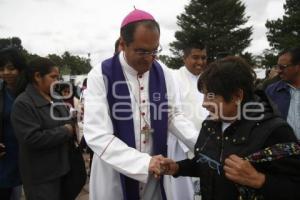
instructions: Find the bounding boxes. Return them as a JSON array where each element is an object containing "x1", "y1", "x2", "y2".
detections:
[
  {"x1": 222, "y1": 122, "x2": 231, "y2": 132},
  {"x1": 183, "y1": 66, "x2": 200, "y2": 80},
  {"x1": 119, "y1": 51, "x2": 139, "y2": 76},
  {"x1": 181, "y1": 66, "x2": 201, "y2": 86}
]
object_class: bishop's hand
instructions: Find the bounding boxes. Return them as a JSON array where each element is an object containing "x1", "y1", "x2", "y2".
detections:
[{"x1": 149, "y1": 155, "x2": 165, "y2": 179}]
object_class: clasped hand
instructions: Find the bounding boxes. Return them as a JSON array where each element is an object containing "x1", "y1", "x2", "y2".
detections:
[
  {"x1": 149, "y1": 154, "x2": 265, "y2": 189},
  {"x1": 149, "y1": 155, "x2": 178, "y2": 179}
]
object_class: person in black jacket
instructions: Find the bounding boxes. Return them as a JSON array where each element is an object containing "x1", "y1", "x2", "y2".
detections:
[
  {"x1": 161, "y1": 56, "x2": 300, "y2": 200},
  {"x1": 11, "y1": 57, "x2": 84, "y2": 200}
]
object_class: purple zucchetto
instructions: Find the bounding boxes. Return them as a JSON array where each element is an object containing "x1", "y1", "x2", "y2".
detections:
[{"x1": 121, "y1": 9, "x2": 155, "y2": 28}]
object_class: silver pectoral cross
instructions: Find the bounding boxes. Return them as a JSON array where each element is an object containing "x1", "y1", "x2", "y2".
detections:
[{"x1": 141, "y1": 125, "x2": 154, "y2": 142}]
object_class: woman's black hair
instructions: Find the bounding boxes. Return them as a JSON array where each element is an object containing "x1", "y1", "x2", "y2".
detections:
[
  {"x1": 198, "y1": 56, "x2": 256, "y2": 103},
  {"x1": 183, "y1": 43, "x2": 206, "y2": 58},
  {"x1": 27, "y1": 57, "x2": 57, "y2": 83},
  {"x1": 0, "y1": 47, "x2": 27, "y2": 71},
  {"x1": 0, "y1": 47, "x2": 28, "y2": 96}
]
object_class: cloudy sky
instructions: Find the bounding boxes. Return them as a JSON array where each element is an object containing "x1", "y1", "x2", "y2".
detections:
[{"x1": 0, "y1": 0, "x2": 285, "y2": 66}]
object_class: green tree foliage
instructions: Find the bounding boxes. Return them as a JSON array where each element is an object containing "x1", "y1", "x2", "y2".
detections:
[
  {"x1": 60, "y1": 51, "x2": 91, "y2": 75},
  {"x1": 0, "y1": 37, "x2": 39, "y2": 62},
  {"x1": 48, "y1": 54, "x2": 66, "y2": 74},
  {"x1": 266, "y1": 0, "x2": 300, "y2": 51},
  {"x1": 0, "y1": 37, "x2": 23, "y2": 50},
  {"x1": 0, "y1": 37, "x2": 91, "y2": 75},
  {"x1": 240, "y1": 52, "x2": 257, "y2": 67},
  {"x1": 158, "y1": 55, "x2": 182, "y2": 69},
  {"x1": 163, "y1": 0, "x2": 253, "y2": 69},
  {"x1": 260, "y1": 49, "x2": 278, "y2": 68}
]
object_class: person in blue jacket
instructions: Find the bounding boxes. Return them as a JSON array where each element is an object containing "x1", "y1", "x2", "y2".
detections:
[
  {"x1": 265, "y1": 47, "x2": 300, "y2": 141},
  {"x1": 0, "y1": 47, "x2": 27, "y2": 200}
]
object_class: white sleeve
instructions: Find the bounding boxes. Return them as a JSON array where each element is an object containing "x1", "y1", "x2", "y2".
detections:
[
  {"x1": 83, "y1": 65, "x2": 151, "y2": 183},
  {"x1": 160, "y1": 64, "x2": 198, "y2": 150}
]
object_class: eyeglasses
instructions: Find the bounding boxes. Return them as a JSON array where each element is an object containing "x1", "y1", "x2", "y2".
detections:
[
  {"x1": 196, "y1": 153, "x2": 222, "y2": 175},
  {"x1": 133, "y1": 45, "x2": 162, "y2": 57},
  {"x1": 274, "y1": 64, "x2": 294, "y2": 70}
]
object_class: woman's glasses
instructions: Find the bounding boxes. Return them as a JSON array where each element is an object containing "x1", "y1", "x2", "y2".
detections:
[
  {"x1": 196, "y1": 153, "x2": 221, "y2": 175},
  {"x1": 195, "y1": 142, "x2": 300, "y2": 177}
]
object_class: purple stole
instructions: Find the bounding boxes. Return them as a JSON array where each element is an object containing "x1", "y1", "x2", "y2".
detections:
[{"x1": 101, "y1": 54, "x2": 167, "y2": 200}]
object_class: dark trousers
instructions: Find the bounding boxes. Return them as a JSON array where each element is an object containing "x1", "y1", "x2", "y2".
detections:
[
  {"x1": 23, "y1": 178, "x2": 64, "y2": 200},
  {"x1": 0, "y1": 188, "x2": 12, "y2": 200}
]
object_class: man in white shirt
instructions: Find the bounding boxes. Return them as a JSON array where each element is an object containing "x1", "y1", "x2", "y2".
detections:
[
  {"x1": 84, "y1": 9, "x2": 198, "y2": 200},
  {"x1": 165, "y1": 44, "x2": 209, "y2": 200}
]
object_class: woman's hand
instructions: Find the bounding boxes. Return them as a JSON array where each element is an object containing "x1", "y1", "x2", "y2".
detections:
[
  {"x1": 160, "y1": 158, "x2": 179, "y2": 175},
  {"x1": 224, "y1": 154, "x2": 265, "y2": 189}
]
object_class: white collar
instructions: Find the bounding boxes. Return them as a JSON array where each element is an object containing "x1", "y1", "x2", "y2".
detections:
[
  {"x1": 182, "y1": 66, "x2": 201, "y2": 81},
  {"x1": 119, "y1": 51, "x2": 139, "y2": 76},
  {"x1": 222, "y1": 122, "x2": 231, "y2": 132}
]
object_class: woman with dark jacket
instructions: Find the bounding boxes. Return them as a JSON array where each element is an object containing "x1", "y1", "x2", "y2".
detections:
[
  {"x1": 11, "y1": 57, "x2": 85, "y2": 200},
  {"x1": 0, "y1": 47, "x2": 27, "y2": 200},
  {"x1": 162, "y1": 56, "x2": 300, "y2": 200}
]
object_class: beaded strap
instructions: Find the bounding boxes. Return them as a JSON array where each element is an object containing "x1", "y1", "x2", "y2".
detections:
[
  {"x1": 238, "y1": 142, "x2": 300, "y2": 200},
  {"x1": 245, "y1": 142, "x2": 300, "y2": 163}
]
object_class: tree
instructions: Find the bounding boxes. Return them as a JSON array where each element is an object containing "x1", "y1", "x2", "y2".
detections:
[
  {"x1": 266, "y1": 0, "x2": 300, "y2": 51},
  {"x1": 260, "y1": 49, "x2": 278, "y2": 69},
  {"x1": 158, "y1": 55, "x2": 182, "y2": 69},
  {"x1": 61, "y1": 52, "x2": 92, "y2": 75},
  {"x1": 240, "y1": 52, "x2": 258, "y2": 67},
  {"x1": 48, "y1": 54, "x2": 67, "y2": 74},
  {"x1": 0, "y1": 37, "x2": 39, "y2": 62},
  {"x1": 163, "y1": 0, "x2": 252, "y2": 68},
  {"x1": 1, "y1": 37, "x2": 92, "y2": 75},
  {"x1": 0, "y1": 37, "x2": 23, "y2": 50}
]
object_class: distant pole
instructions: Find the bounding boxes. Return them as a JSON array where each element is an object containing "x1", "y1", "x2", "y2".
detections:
[{"x1": 87, "y1": 53, "x2": 91, "y2": 62}]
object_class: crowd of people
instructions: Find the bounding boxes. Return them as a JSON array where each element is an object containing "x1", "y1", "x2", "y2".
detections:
[{"x1": 1, "y1": 8, "x2": 300, "y2": 200}]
